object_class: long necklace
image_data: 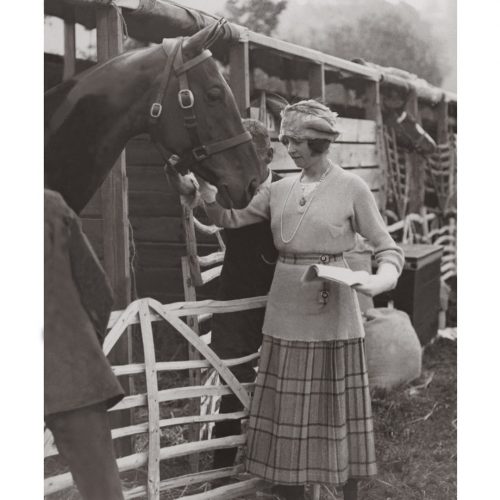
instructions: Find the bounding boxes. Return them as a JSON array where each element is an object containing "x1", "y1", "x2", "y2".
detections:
[{"x1": 280, "y1": 164, "x2": 333, "y2": 244}]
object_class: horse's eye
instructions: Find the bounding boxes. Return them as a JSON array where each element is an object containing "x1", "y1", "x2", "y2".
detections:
[{"x1": 207, "y1": 87, "x2": 223, "y2": 102}]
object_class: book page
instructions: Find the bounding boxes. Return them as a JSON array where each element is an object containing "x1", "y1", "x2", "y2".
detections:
[{"x1": 301, "y1": 265, "x2": 370, "y2": 287}]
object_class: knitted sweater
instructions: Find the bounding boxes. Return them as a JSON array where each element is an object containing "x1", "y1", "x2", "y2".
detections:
[{"x1": 205, "y1": 164, "x2": 404, "y2": 341}]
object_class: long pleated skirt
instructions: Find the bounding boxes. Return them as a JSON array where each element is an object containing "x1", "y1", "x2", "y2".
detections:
[{"x1": 246, "y1": 335, "x2": 377, "y2": 485}]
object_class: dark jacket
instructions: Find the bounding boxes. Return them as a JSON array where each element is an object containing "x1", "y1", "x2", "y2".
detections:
[
  {"x1": 44, "y1": 190, "x2": 124, "y2": 416},
  {"x1": 210, "y1": 172, "x2": 280, "y2": 359}
]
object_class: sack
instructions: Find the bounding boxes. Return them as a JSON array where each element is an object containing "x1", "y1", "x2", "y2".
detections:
[{"x1": 364, "y1": 307, "x2": 422, "y2": 390}]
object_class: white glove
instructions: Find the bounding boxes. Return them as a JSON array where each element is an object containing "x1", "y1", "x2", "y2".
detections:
[
  {"x1": 353, "y1": 263, "x2": 399, "y2": 297},
  {"x1": 198, "y1": 177, "x2": 218, "y2": 204}
]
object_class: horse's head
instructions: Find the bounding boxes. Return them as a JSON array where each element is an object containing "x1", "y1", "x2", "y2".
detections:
[
  {"x1": 381, "y1": 87, "x2": 436, "y2": 155},
  {"x1": 385, "y1": 109, "x2": 437, "y2": 155},
  {"x1": 151, "y1": 21, "x2": 263, "y2": 208}
]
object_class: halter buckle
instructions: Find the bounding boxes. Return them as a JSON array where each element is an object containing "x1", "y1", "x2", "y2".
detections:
[
  {"x1": 150, "y1": 102, "x2": 163, "y2": 118},
  {"x1": 178, "y1": 89, "x2": 194, "y2": 109},
  {"x1": 192, "y1": 145, "x2": 208, "y2": 161}
]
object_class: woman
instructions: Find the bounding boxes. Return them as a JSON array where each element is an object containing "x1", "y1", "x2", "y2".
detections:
[{"x1": 198, "y1": 100, "x2": 404, "y2": 500}]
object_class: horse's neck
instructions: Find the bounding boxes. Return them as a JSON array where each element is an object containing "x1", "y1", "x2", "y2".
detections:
[{"x1": 45, "y1": 47, "x2": 162, "y2": 213}]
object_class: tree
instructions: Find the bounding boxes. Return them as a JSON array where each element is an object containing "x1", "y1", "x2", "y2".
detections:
[
  {"x1": 224, "y1": 0, "x2": 288, "y2": 36},
  {"x1": 275, "y1": 0, "x2": 445, "y2": 86}
]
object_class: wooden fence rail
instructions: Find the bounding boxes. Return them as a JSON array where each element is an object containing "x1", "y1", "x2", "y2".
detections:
[{"x1": 44, "y1": 296, "x2": 268, "y2": 499}]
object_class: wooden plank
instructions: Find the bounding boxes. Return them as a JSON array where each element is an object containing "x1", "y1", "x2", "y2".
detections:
[
  {"x1": 103, "y1": 301, "x2": 140, "y2": 356},
  {"x1": 107, "y1": 296, "x2": 269, "y2": 329},
  {"x1": 127, "y1": 165, "x2": 171, "y2": 192},
  {"x1": 363, "y1": 80, "x2": 387, "y2": 211},
  {"x1": 111, "y1": 352, "x2": 260, "y2": 376},
  {"x1": 177, "y1": 477, "x2": 266, "y2": 500},
  {"x1": 229, "y1": 40, "x2": 251, "y2": 116},
  {"x1": 181, "y1": 255, "x2": 202, "y2": 471},
  {"x1": 134, "y1": 242, "x2": 218, "y2": 268},
  {"x1": 436, "y1": 97, "x2": 449, "y2": 144},
  {"x1": 333, "y1": 144, "x2": 378, "y2": 167},
  {"x1": 406, "y1": 87, "x2": 426, "y2": 213},
  {"x1": 308, "y1": 62, "x2": 325, "y2": 101},
  {"x1": 139, "y1": 301, "x2": 160, "y2": 499},
  {"x1": 197, "y1": 251, "x2": 225, "y2": 267},
  {"x1": 126, "y1": 137, "x2": 165, "y2": 166},
  {"x1": 148, "y1": 299, "x2": 252, "y2": 409},
  {"x1": 128, "y1": 190, "x2": 182, "y2": 217},
  {"x1": 110, "y1": 382, "x2": 254, "y2": 413},
  {"x1": 200, "y1": 265, "x2": 222, "y2": 285},
  {"x1": 114, "y1": 412, "x2": 249, "y2": 441},
  {"x1": 335, "y1": 118, "x2": 376, "y2": 144},
  {"x1": 123, "y1": 465, "x2": 246, "y2": 499},
  {"x1": 63, "y1": 17, "x2": 76, "y2": 80},
  {"x1": 271, "y1": 142, "x2": 377, "y2": 172},
  {"x1": 47, "y1": 434, "x2": 248, "y2": 491},
  {"x1": 130, "y1": 216, "x2": 217, "y2": 244},
  {"x1": 246, "y1": 31, "x2": 379, "y2": 81}
]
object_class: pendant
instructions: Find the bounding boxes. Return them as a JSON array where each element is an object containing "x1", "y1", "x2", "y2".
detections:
[{"x1": 299, "y1": 197, "x2": 307, "y2": 206}]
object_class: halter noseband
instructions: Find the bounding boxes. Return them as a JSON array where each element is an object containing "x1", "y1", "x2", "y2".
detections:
[{"x1": 149, "y1": 37, "x2": 252, "y2": 175}]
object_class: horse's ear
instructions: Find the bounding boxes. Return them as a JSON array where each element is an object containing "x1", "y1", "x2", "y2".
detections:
[{"x1": 183, "y1": 19, "x2": 226, "y2": 58}]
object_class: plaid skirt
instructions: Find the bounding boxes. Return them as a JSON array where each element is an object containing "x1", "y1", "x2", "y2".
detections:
[{"x1": 246, "y1": 335, "x2": 377, "y2": 485}]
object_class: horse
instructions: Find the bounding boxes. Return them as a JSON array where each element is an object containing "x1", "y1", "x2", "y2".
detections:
[
  {"x1": 351, "y1": 58, "x2": 437, "y2": 155},
  {"x1": 381, "y1": 92, "x2": 437, "y2": 155},
  {"x1": 45, "y1": 19, "x2": 263, "y2": 214}
]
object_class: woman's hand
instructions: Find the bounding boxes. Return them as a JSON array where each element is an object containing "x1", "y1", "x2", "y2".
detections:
[
  {"x1": 353, "y1": 263, "x2": 399, "y2": 297},
  {"x1": 197, "y1": 177, "x2": 218, "y2": 204}
]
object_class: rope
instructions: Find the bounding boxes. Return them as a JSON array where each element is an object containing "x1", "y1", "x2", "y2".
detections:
[
  {"x1": 128, "y1": 220, "x2": 139, "y2": 301},
  {"x1": 109, "y1": 1, "x2": 129, "y2": 40}
]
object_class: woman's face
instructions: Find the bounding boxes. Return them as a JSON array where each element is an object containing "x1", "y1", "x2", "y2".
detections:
[{"x1": 283, "y1": 137, "x2": 315, "y2": 170}]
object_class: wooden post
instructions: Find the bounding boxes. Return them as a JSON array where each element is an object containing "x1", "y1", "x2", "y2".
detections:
[
  {"x1": 308, "y1": 62, "x2": 325, "y2": 101},
  {"x1": 181, "y1": 256, "x2": 202, "y2": 472},
  {"x1": 229, "y1": 39, "x2": 250, "y2": 117},
  {"x1": 62, "y1": 8, "x2": 76, "y2": 80},
  {"x1": 364, "y1": 80, "x2": 387, "y2": 211},
  {"x1": 96, "y1": 4, "x2": 132, "y2": 455},
  {"x1": 406, "y1": 86, "x2": 426, "y2": 213},
  {"x1": 436, "y1": 96, "x2": 449, "y2": 145}
]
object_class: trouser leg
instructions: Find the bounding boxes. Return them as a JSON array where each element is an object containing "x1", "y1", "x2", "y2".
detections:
[
  {"x1": 343, "y1": 479, "x2": 358, "y2": 500},
  {"x1": 45, "y1": 402, "x2": 124, "y2": 500},
  {"x1": 212, "y1": 392, "x2": 243, "y2": 467},
  {"x1": 212, "y1": 362, "x2": 255, "y2": 468},
  {"x1": 272, "y1": 484, "x2": 306, "y2": 499}
]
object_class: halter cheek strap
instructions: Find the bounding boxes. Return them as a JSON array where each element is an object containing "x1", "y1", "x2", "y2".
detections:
[{"x1": 149, "y1": 37, "x2": 252, "y2": 175}]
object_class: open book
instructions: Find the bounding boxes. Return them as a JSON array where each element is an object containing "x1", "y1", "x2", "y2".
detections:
[{"x1": 301, "y1": 265, "x2": 370, "y2": 287}]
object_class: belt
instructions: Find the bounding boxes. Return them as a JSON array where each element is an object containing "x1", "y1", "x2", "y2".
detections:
[{"x1": 278, "y1": 252, "x2": 344, "y2": 264}]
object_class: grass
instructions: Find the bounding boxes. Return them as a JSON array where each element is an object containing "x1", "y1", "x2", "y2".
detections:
[
  {"x1": 45, "y1": 337, "x2": 456, "y2": 500},
  {"x1": 361, "y1": 336, "x2": 457, "y2": 500}
]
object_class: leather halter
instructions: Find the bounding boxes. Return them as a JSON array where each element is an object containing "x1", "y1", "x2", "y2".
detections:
[{"x1": 149, "y1": 37, "x2": 252, "y2": 175}]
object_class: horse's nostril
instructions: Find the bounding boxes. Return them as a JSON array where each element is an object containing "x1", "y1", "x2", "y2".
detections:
[{"x1": 248, "y1": 178, "x2": 258, "y2": 197}]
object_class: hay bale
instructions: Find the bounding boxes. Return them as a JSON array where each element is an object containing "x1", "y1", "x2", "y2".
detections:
[{"x1": 364, "y1": 307, "x2": 422, "y2": 390}]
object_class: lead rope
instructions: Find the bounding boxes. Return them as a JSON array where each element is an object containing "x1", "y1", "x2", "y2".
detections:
[{"x1": 109, "y1": 1, "x2": 129, "y2": 40}]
